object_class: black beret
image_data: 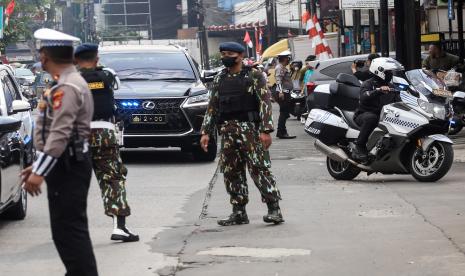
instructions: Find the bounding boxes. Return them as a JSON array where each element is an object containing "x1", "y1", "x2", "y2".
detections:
[
  {"x1": 219, "y1": 42, "x2": 245, "y2": 53},
  {"x1": 74, "y1": 43, "x2": 99, "y2": 56}
]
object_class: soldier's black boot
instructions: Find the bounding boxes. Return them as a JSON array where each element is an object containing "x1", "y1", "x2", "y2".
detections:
[
  {"x1": 263, "y1": 201, "x2": 284, "y2": 224},
  {"x1": 217, "y1": 205, "x2": 249, "y2": 226},
  {"x1": 111, "y1": 215, "x2": 140, "y2": 242}
]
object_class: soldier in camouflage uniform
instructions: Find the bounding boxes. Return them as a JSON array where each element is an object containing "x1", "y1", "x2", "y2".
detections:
[
  {"x1": 74, "y1": 43, "x2": 139, "y2": 242},
  {"x1": 200, "y1": 42, "x2": 284, "y2": 226}
]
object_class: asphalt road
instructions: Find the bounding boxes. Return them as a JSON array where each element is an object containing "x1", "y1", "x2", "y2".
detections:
[{"x1": 1, "y1": 113, "x2": 465, "y2": 276}]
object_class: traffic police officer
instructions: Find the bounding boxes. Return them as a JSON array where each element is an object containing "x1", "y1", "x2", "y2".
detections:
[
  {"x1": 274, "y1": 50, "x2": 296, "y2": 139},
  {"x1": 74, "y1": 43, "x2": 139, "y2": 242},
  {"x1": 22, "y1": 29, "x2": 98, "y2": 276},
  {"x1": 200, "y1": 42, "x2": 284, "y2": 226}
]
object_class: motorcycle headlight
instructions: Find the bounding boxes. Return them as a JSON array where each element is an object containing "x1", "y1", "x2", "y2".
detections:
[
  {"x1": 418, "y1": 99, "x2": 446, "y2": 120},
  {"x1": 183, "y1": 92, "x2": 209, "y2": 108},
  {"x1": 433, "y1": 104, "x2": 446, "y2": 120}
]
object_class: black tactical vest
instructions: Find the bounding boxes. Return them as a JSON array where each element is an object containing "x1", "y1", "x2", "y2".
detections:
[
  {"x1": 80, "y1": 69, "x2": 114, "y2": 121},
  {"x1": 217, "y1": 68, "x2": 259, "y2": 122}
]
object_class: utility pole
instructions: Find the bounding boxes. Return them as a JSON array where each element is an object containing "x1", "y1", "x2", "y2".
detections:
[
  {"x1": 339, "y1": 10, "x2": 345, "y2": 57},
  {"x1": 369, "y1": 10, "x2": 376, "y2": 53},
  {"x1": 197, "y1": 0, "x2": 210, "y2": 70},
  {"x1": 353, "y1": 9, "x2": 361, "y2": 54},
  {"x1": 379, "y1": 0, "x2": 389, "y2": 57},
  {"x1": 458, "y1": 0, "x2": 464, "y2": 62},
  {"x1": 298, "y1": 0, "x2": 303, "y2": 35},
  {"x1": 266, "y1": 0, "x2": 277, "y2": 44},
  {"x1": 394, "y1": 0, "x2": 421, "y2": 70},
  {"x1": 273, "y1": 0, "x2": 278, "y2": 42}
]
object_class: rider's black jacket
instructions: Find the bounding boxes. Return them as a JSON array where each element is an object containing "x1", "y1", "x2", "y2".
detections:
[{"x1": 355, "y1": 76, "x2": 401, "y2": 116}]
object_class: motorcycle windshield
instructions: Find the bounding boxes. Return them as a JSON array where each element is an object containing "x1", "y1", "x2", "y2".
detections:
[{"x1": 405, "y1": 69, "x2": 452, "y2": 98}]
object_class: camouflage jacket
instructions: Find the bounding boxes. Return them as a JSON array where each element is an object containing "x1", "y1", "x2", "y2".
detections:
[{"x1": 201, "y1": 67, "x2": 274, "y2": 135}]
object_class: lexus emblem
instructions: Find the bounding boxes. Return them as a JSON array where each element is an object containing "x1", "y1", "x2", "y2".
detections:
[{"x1": 142, "y1": 101, "x2": 155, "y2": 110}]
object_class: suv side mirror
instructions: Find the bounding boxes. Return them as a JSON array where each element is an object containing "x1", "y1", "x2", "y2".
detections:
[
  {"x1": 0, "y1": 117, "x2": 22, "y2": 134},
  {"x1": 11, "y1": 100, "x2": 31, "y2": 113},
  {"x1": 201, "y1": 70, "x2": 218, "y2": 83}
]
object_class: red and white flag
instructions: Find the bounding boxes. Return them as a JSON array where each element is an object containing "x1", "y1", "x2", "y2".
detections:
[
  {"x1": 4, "y1": 0, "x2": 16, "y2": 27},
  {"x1": 254, "y1": 27, "x2": 261, "y2": 59},
  {"x1": 243, "y1": 31, "x2": 253, "y2": 49},
  {"x1": 303, "y1": 12, "x2": 333, "y2": 60}
]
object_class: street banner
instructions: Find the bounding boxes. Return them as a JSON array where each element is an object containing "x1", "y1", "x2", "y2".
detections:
[
  {"x1": 339, "y1": 0, "x2": 394, "y2": 9},
  {"x1": 448, "y1": 0, "x2": 455, "y2": 20},
  {"x1": 0, "y1": 7, "x2": 3, "y2": 40}
]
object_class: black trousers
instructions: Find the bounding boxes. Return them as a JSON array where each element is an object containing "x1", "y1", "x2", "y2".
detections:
[
  {"x1": 46, "y1": 153, "x2": 98, "y2": 276},
  {"x1": 277, "y1": 93, "x2": 291, "y2": 134},
  {"x1": 354, "y1": 112, "x2": 379, "y2": 146}
]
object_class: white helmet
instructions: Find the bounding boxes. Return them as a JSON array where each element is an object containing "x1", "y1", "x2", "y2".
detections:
[
  {"x1": 277, "y1": 50, "x2": 292, "y2": 57},
  {"x1": 369, "y1": 57, "x2": 404, "y2": 80}
]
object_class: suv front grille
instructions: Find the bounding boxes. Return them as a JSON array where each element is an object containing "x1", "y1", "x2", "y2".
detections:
[{"x1": 116, "y1": 98, "x2": 191, "y2": 134}]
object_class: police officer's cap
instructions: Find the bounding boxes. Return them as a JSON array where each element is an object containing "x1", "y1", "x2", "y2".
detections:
[
  {"x1": 219, "y1": 42, "x2": 245, "y2": 53},
  {"x1": 75, "y1": 43, "x2": 99, "y2": 57},
  {"x1": 34, "y1": 28, "x2": 80, "y2": 49}
]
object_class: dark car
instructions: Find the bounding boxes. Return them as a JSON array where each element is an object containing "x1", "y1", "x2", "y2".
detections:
[{"x1": 99, "y1": 45, "x2": 216, "y2": 161}]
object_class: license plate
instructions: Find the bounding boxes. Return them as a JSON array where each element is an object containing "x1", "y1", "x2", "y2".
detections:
[
  {"x1": 131, "y1": 114, "x2": 166, "y2": 124},
  {"x1": 432, "y1": 89, "x2": 453, "y2": 98}
]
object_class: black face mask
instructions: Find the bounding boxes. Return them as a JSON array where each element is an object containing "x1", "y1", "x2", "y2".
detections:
[
  {"x1": 384, "y1": 71, "x2": 393, "y2": 83},
  {"x1": 221, "y1": 56, "x2": 238, "y2": 68}
]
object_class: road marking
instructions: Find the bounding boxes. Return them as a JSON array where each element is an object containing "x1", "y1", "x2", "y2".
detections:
[{"x1": 197, "y1": 247, "x2": 311, "y2": 258}]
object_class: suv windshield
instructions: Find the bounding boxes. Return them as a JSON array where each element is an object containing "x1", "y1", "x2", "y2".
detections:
[{"x1": 99, "y1": 52, "x2": 196, "y2": 81}]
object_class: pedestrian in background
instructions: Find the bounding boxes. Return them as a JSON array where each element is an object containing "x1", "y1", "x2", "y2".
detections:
[
  {"x1": 74, "y1": 43, "x2": 139, "y2": 242},
  {"x1": 22, "y1": 28, "x2": 98, "y2": 276},
  {"x1": 352, "y1": 53, "x2": 380, "y2": 82},
  {"x1": 423, "y1": 42, "x2": 460, "y2": 71},
  {"x1": 200, "y1": 42, "x2": 284, "y2": 226}
]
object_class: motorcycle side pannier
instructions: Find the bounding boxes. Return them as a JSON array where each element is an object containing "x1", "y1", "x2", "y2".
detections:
[
  {"x1": 304, "y1": 109, "x2": 349, "y2": 145},
  {"x1": 314, "y1": 74, "x2": 360, "y2": 111}
]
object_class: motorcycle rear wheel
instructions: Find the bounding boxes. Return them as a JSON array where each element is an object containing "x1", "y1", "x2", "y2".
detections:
[
  {"x1": 409, "y1": 142, "x2": 454, "y2": 182},
  {"x1": 326, "y1": 157, "x2": 361, "y2": 180}
]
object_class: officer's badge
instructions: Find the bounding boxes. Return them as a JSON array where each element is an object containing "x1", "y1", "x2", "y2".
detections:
[
  {"x1": 88, "y1": 82, "x2": 105, "y2": 90},
  {"x1": 52, "y1": 90, "x2": 64, "y2": 110}
]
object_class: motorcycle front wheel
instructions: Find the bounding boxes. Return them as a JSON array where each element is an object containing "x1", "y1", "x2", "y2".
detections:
[
  {"x1": 326, "y1": 157, "x2": 361, "y2": 180},
  {"x1": 409, "y1": 142, "x2": 454, "y2": 182},
  {"x1": 448, "y1": 124, "x2": 463, "y2": 135}
]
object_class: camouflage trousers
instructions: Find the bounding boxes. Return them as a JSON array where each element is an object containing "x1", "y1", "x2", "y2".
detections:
[
  {"x1": 219, "y1": 121, "x2": 281, "y2": 206},
  {"x1": 90, "y1": 128, "x2": 131, "y2": 217}
]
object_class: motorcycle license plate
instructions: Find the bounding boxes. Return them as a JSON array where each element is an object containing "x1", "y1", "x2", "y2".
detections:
[
  {"x1": 432, "y1": 89, "x2": 453, "y2": 98},
  {"x1": 131, "y1": 114, "x2": 166, "y2": 124}
]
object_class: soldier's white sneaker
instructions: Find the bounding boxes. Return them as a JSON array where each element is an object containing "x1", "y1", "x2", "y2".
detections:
[{"x1": 111, "y1": 227, "x2": 140, "y2": 242}]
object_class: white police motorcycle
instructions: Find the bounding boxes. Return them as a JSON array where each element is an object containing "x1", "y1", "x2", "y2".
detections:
[{"x1": 305, "y1": 59, "x2": 453, "y2": 182}]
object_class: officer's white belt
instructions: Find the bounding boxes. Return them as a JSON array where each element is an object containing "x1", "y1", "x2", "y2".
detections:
[{"x1": 90, "y1": 121, "x2": 115, "y2": 130}]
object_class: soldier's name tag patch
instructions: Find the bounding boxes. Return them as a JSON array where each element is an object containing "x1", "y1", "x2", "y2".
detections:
[
  {"x1": 52, "y1": 90, "x2": 64, "y2": 110},
  {"x1": 88, "y1": 82, "x2": 105, "y2": 90}
]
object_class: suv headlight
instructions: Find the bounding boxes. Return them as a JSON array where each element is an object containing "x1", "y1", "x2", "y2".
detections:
[
  {"x1": 183, "y1": 92, "x2": 209, "y2": 108},
  {"x1": 418, "y1": 99, "x2": 446, "y2": 120}
]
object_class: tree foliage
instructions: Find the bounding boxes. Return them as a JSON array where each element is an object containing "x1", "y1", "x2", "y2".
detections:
[{"x1": 0, "y1": 0, "x2": 52, "y2": 52}]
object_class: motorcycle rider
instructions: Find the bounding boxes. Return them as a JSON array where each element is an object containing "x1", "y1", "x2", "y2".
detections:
[{"x1": 352, "y1": 57, "x2": 403, "y2": 161}]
